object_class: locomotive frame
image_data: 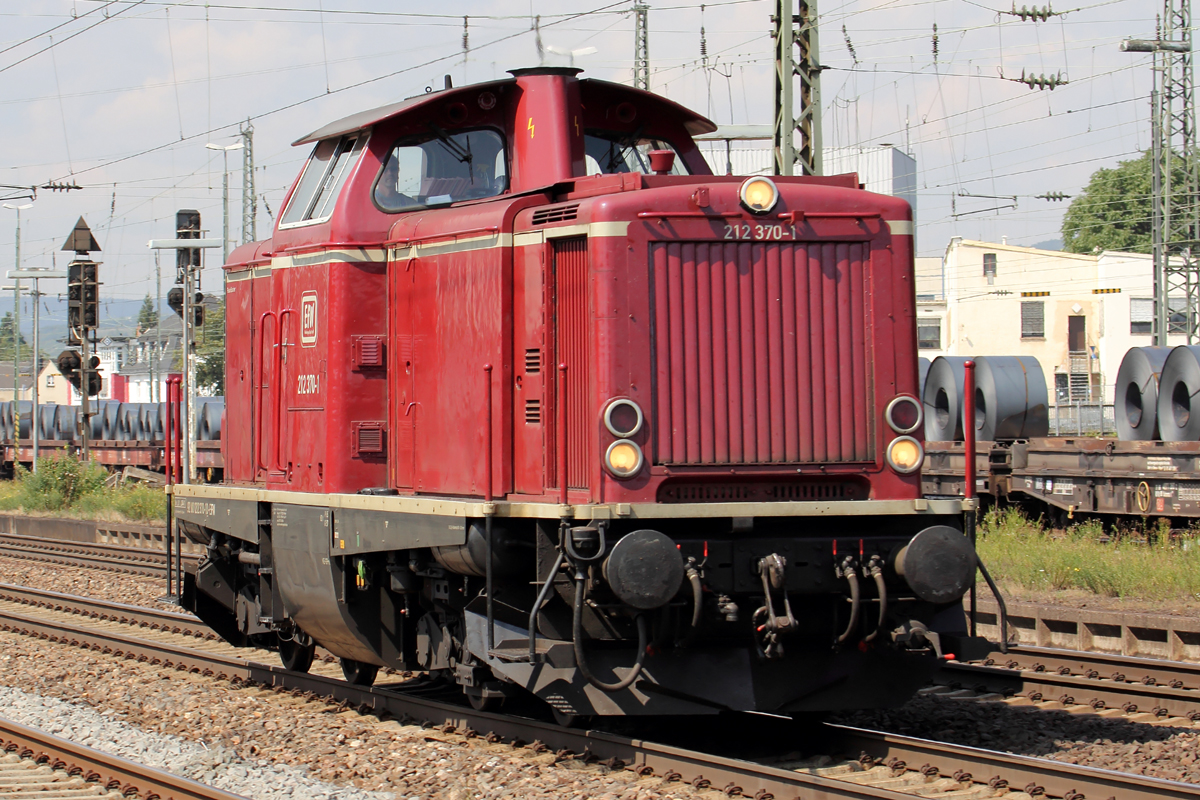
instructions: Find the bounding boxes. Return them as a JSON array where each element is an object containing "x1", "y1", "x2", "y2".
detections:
[{"x1": 173, "y1": 68, "x2": 988, "y2": 719}]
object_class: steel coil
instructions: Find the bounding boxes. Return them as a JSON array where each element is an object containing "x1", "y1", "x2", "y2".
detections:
[
  {"x1": 1156, "y1": 345, "x2": 1200, "y2": 441},
  {"x1": 973, "y1": 355, "x2": 1049, "y2": 441},
  {"x1": 922, "y1": 356, "x2": 969, "y2": 441}
]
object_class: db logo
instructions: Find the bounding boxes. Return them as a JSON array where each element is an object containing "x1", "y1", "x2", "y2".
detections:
[{"x1": 301, "y1": 292, "x2": 318, "y2": 347}]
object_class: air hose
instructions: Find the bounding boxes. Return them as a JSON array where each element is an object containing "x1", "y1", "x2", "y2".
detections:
[
  {"x1": 836, "y1": 557, "x2": 862, "y2": 644},
  {"x1": 863, "y1": 557, "x2": 888, "y2": 643},
  {"x1": 572, "y1": 571, "x2": 649, "y2": 692}
]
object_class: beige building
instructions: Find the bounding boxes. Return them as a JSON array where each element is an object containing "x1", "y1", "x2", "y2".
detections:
[{"x1": 917, "y1": 239, "x2": 1176, "y2": 405}]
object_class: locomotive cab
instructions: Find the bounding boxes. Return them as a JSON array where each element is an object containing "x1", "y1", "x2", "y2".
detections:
[{"x1": 176, "y1": 67, "x2": 991, "y2": 718}]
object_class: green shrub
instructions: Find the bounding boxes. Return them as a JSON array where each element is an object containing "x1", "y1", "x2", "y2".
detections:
[
  {"x1": 977, "y1": 507, "x2": 1200, "y2": 602},
  {"x1": 1, "y1": 455, "x2": 167, "y2": 523}
]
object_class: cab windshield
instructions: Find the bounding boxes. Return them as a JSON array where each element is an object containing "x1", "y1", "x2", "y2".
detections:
[
  {"x1": 585, "y1": 132, "x2": 689, "y2": 176},
  {"x1": 373, "y1": 127, "x2": 507, "y2": 212}
]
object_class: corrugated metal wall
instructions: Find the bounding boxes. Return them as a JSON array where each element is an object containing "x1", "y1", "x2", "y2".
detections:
[
  {"x1": 552, "y1": 237, "x2": 590, "y2": 489},
  {"x1": 650, "y1": 241, "x2": 874, "y2": 465}
]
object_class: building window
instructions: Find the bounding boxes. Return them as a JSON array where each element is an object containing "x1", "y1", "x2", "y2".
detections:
[
  {"x1": 1131, "y1": 297, "x2": 1153, "y2": 334},
  {"x1": 917, "y1": 321, "x2": 941, "y2": 349},
  {"x1": 45, "y1": 375, "x2": 54, "y2": 387},
  {"x1": 1131, "y1": 297, "x2": 1194, "y2": 334},
  {"x1": 983, "y1": 253, "x2": 997, "y2": 285},
  {"x1": 1021, "y1": 300, "x2": 1045, "y2": 339}
]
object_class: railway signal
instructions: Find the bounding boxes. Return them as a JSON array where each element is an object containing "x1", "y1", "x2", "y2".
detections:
[
  {"x1": 175, "y1": 210, "x2": 201, "y2": 284},
  {"x1": 62, "y1": 217, "x2": 102, "y2": 461},
  {"x1": 148, "y1": 212, "x2": 221, "y2": 484},
  {"x1": 167, "y1": 287, "x2": 205, "y2": 327},
  {"x1": 55, "y1": 350, "x2": 101, "y2": 396}
]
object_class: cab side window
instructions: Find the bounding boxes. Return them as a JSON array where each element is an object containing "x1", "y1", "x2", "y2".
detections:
[
  {"x1": 373, "y1": 128, "x2": 507, "y2": 212},
  {"x1": 280, "y1": 134, "x2": 365, "y2": 227}
]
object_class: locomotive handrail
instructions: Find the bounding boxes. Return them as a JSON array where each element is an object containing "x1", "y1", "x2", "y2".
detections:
[
  {"x1": 387, "y1": 225, "x2": 501, "y2": 248},
  {"x1": 256, "y1": 311, "x2": 277, "y2": 474},
  {"x1": 635, "y1": 210, "x2": 744, "y2": 219},
  {"x1": 780, "y1": 210, "x2": 882, "y2": 223},
  {"x1": 275, "y1": 308, "x2": 297, "y2": 474}
]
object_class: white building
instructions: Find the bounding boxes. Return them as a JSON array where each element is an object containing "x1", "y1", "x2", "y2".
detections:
[{"x1": 918, "y1": 239, "x2": 1179, "y2": 405}]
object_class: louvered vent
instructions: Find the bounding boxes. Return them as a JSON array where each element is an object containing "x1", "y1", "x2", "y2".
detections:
[
  {"x1": 353, "y1": 335, "x2": 385, "y2": 369},
  {"x1": 525, "y1": 399, "x2": 542, "y2": 424},
  {"x1": 531, "y1": 204, "x2": 580, "y2": 225},
  {"x1": 525, "y1": 348, "x2": 542, "y2": 373},
  {"x1": 352, "y1": 422, "x2": 385, "y2": 456},
  {"x1": 657, "y1": 479, "x2": 865, "y2": 503}
]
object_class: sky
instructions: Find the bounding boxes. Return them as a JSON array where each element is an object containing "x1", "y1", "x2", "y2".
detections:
[{"x1": 0, "y1": 0, "x2": 1166, "y2": 317}]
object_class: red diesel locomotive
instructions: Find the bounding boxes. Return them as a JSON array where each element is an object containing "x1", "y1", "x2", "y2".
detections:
[{"x1": 175, "y1": 68, "x2": 983, "y2": 718}]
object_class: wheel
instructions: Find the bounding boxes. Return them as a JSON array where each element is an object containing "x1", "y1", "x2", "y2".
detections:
[
  {"x1": 551, "y1": 707, "x2": 592, "y2": 728},
  {"x1": 340, "y1": 658, "x2": 379, "y2": 686},
  {"x1": 278, "y1": 636, "x2": 315, "y2": 673},
  {"x1": 465, "y1": 686, "x2": 503, "y2": 712}
]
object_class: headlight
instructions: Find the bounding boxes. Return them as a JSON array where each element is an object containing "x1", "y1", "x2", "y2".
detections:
[
  {"x1": 886, "y1": 436, "x2": 923, "y2": 474},
  {"x1": 604, "y1": 398, "x2": 644, "y2": 438},
  {"x1": 739, "y1": 177, "x2": 779, "y2": 215},
  {"x1": 885, "y1": 395, "x2": 923, "y2": 434},
  {"x1": 605, "y1": 440, "x2": 644, "y2": 478}
]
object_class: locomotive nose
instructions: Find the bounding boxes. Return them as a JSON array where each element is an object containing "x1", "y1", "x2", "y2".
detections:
[{"x1": 894, "y1": 525, "x2": 977, "y2": 604}]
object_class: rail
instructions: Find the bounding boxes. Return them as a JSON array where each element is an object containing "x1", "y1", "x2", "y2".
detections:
[
  {"x1": 0, "y1": 716, "x2": 249, "y2": 800},
  {"x1": 1, "y1": 593, "x2": 1197, "y2": 800}
]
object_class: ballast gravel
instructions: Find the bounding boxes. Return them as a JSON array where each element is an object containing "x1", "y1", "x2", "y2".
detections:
[
  {"x1": 834, "y1": 694, "x2": 1200, "y2": 784},
  {"x1": 0, "y1": 554, "x2": 170, "y2": 609},
  {"x1": 0, "y1": 630, "x2": 708, "y2": 800},
  {"x1": 0, "y1": 684, "x2": 390, "y2": 800},
  {"x1": 6, "y1": 556, "x2": 1200, "y2": 791}
]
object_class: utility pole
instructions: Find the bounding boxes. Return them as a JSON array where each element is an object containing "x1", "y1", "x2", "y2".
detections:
[
  {"x1": 2, "y1": 203, "x2": 31, "y2": 407},
  {"x1": 240, "y1": 120, "x2": 256, "y2": 244},
  {"x1": 773, "y1": 0, "x2": 823, "y2": 176},
  {"x1": 154, "y1": 249, "x2": 161, "y2": 403},
  {"x1": 1124, "y1": 1, "x2": 1196, "y2": 344},
  {"x1": 633, "y1": 3, "x2": 650, "y2": 91},
  {"x1": 11, "y1": 268, "x2": 67, "y2": 472},
  {"x1": 206, "y1": 141, "x2": 244, "y2": 264}
]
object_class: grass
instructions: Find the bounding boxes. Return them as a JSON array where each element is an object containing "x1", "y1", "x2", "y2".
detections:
[
  {"x1": 0, "y1": 455, "x2": 167, "y2": 524},
  {"x1": 977, "y1": 506, "x2": 1200, "y2": 603}
]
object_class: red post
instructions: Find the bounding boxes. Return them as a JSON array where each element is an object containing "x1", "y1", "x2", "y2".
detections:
[
  {"x1": 557, "y1": 364, "x2": 568, "y2": 506},
  {"x1": 168, "y1": 376, "x2": 183, "y2": 485},
  {"x1": 962, "y1": 360, "x2": 976, "y2": 501},
  {"x1": 164, "y1": 380, "x2": 175, "y2": 488},
  {"x1": 962, "y1": 359, "x2": 978, "y2": 637}
]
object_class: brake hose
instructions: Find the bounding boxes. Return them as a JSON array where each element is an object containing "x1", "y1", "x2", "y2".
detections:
[
  {"x1": 572, "y1": 571, "x2": 649, "y2": 692},
  {"x1": 863, "y1": 558, "x2": 887, "y2": 643},
  {"x1": 836, "y1": 558, "x2": 862, "y2": 644}
]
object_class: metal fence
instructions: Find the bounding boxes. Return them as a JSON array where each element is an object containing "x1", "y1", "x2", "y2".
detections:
[{"x1": 1049, "y1": 402, "x2": 1116, "y2": 436}]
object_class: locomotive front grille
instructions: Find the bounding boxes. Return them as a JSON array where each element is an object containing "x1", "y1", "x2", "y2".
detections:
[{"x1": 650, "y1": 240, "x2": 874, "y2": 466}]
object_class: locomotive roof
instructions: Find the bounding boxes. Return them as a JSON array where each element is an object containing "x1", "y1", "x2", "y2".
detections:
[{"x1": 293, "y1": 73, "x2": 717, "y2": 146}]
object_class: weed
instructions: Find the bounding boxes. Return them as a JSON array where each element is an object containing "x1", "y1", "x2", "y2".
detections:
[
  {"x1": 977, "y1": 508, "x2": 1200, "y2": 601},
  {"x1": 0, "y1": 454, "x2": 166, "y2": 523}
]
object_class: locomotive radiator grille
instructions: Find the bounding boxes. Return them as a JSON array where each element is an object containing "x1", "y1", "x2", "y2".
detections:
[
  {"x1": 551, "y1": 237, "x2": 590, "y2": 489},
  {"x1": 650, "y1": 241, "x2": 873, "y2": 465}
]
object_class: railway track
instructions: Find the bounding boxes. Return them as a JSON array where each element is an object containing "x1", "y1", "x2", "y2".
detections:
[
  {"x1": 938, "y1": 646, "x2": 1200, "y2": 724},
  {"x1": 0, "y1": 532, "x2": 196, "y2": 577},
  {"x1": 0, "y1": 584, "x2": 1196, "y2": 800},
  {"x1": 0, "y1": 715, "x2": 248, "y2": 800}
]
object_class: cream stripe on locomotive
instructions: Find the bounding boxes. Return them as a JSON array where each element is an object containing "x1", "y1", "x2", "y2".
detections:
[{"x1": 172, "y1": 482, "x2": 964, "y2": 521}]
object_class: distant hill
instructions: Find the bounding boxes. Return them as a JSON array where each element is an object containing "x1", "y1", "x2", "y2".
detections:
[
  {"x1": 0, "y1": 295, "x2": 205, "y2": 357},
  {"x1": 1030, "y1": 238, "x2": 1063, "y2": 251}
]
